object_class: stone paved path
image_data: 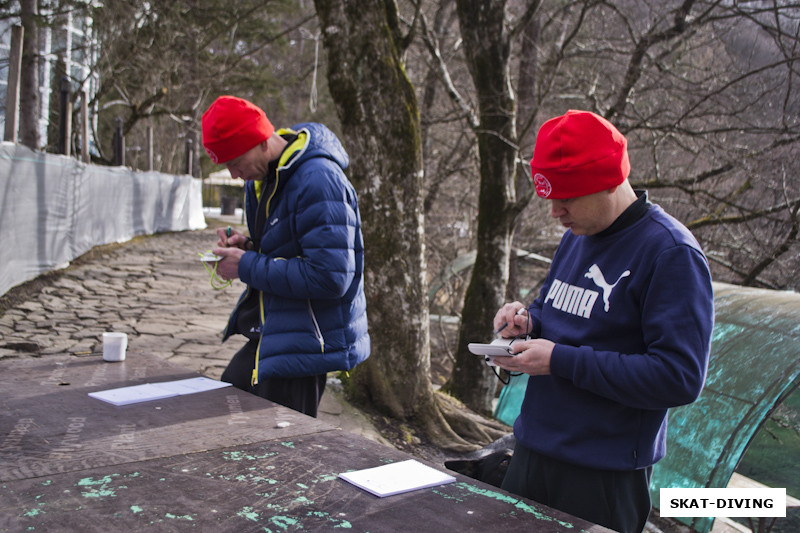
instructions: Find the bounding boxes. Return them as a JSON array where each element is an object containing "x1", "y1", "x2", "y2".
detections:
[
  {"x1": 0, "y1": 221, "x2": 387, "y2": 444},
  {"x1": 0, "y1": 226, "x2": 238, "y2": 377}
]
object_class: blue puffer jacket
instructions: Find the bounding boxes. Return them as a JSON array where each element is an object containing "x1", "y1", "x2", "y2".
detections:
[{"x1": 222, "y1": 123, "x2": 370, "y2": 381}]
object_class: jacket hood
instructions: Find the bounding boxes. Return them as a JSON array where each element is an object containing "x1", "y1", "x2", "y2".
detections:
[
  {"x1": 247, "y1": 122, "x2": 349, "y2": 202},
  {"x1": 285, "y1": 122, "x2": 349, "y2": 172}
]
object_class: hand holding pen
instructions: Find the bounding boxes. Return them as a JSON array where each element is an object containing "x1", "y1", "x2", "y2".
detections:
[
  {"x1": 212, "y1": 226, "x2": 247, "y2": 281},
  {"x1": 216, "y1": 226, "x2": 246, "y2": 249},
  {"x1": 494, "y1": 304, "x2": 529, "y2": 336}
]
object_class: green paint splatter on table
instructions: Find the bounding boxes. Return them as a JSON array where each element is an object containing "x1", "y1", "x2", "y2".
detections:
[
  {"x1": 313, "y1": 472, "x2": 339, "y2": 483},
  {"x1": 237, "y1": 506, "x2": 260, "y2": 522},
  {"x1": 294, "y1": 496, "x2": 313, "y2": 506},
  {"x1": 77, "y1": 475, "x2": 118, "y2": 499},
  {"x1": 223, "y1": 450, "x2": 279, "y2": 461},
  {"x1": 454, "y1": 482, "x2": 579, "y2": 529},
  {"x1": 304, "y1": 510, "x2": 353, "y2": 529},
  {"x1": 269, "y1": 515, "x2": 300, "y2": 529}
]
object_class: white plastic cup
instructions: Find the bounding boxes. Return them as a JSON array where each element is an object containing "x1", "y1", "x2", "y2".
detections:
[{"x1": 102, "y1": 332, "x2": 128, "y2": 362}]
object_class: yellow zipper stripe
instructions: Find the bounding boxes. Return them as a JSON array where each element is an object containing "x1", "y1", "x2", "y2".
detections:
[{"x1": 250, "y1": 129, "x2": 308, "y2": 386}]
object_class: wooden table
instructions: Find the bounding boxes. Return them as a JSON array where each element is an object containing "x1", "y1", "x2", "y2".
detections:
[{"x1": 0, "y1": 353, "x2": 611, "y2": 532}]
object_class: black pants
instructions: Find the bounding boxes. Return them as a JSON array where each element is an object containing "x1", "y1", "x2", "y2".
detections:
[
  {"x1": 501, "y1": 442, "x2": 652, "y2": 533},
  {"x1": 221, "y1": 340, "x2": 327, "y2": 418}
]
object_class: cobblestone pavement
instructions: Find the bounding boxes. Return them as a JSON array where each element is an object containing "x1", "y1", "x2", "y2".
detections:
[
  {"x1": 0, "y1": 219, "x2": 387, "y2": 444},
  {"x1": 0, "y1": 225, "x2": 238, "y2": 376}
]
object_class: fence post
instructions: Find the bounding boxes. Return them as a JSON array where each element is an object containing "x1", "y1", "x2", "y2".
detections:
[
  {"x1": 184, "y1": 136, "x2": 194, "y2": 176},
  {"x1": 113, "y1": 117, "x2": 124, "y2": 166},
  {"x1": 58, "y1": 77, "x2": 72, "y2": 155},
  {"x1": 146, "y1": 125, "x2": 154, "y2": 171},
  {"x1": 3, "y1": 25, "x2": 24, "y2": 143},
  {"x1": 80, "y1": 91, "x2": 90, "y2": 163}
]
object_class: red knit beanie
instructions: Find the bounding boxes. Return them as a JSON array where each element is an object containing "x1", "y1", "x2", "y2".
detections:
[
  {"x1": 530, "y1": 110, "x2": 630, "y2": 199},
  {"x1": 201, "y1": 96, "x2": 274, "y2": 164}
]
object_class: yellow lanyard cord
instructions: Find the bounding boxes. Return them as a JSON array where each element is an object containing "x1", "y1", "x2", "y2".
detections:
[{"x1": 198, "y1": 252, "x2": 233, "y2": 290}]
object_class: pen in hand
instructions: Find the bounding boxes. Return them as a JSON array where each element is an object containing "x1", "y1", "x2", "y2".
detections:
[{"x1": 495, "y1": 307, "x2": 527, "y2": 335}]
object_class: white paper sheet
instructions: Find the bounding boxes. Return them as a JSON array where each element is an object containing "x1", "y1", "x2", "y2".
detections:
[
  {"x1": 88, "y1": 377, "x2": 231, "y2": 406},
  {"x1": 153, "y1": 377, "x2": 232, "y2": 395},
  {"x1": 88, "y1": 383, "x2": 180, "y2": 406},
  {"x1": 339, "y1": 459, "x2": 457, "y2": 497}
]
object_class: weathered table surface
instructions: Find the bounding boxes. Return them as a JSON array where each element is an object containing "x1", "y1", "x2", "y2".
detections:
[{"x1": 0, "y1": 353, "x2": 611, "y2": 532}]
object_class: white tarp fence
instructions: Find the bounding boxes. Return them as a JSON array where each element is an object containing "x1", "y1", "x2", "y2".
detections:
[{"x1": 0, "y1": 142, "x2": 206, "y2": 297}]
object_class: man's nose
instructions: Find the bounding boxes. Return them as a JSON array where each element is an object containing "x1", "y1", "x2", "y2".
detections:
[{"x1": 550, "y1": 201, "x2": 565, "y2": 217}]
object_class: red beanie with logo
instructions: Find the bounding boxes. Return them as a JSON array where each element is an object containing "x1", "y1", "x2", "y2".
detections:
[
  {"x1": 201, "y1": 96, "x2": 274, "y2": 164},
  {"x1": 530, "y1": 110, "x2": 630, "y2": 199}
]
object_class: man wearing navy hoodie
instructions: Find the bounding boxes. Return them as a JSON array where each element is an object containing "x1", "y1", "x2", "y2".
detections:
[
  {"x1": 201, "y1": 96, "x2": 370, "y2": 418},
  {"x1": 492, "y1": 110, "x2": 714, "y2": 532}
]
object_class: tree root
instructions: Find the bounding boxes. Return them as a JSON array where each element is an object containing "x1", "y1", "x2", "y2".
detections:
[
  {"x1": 436, "y1": 391, "x2": 510, "y2": 442},
  {"x1": 415, "y1": 390, "x2": 512, "y2": 455}
]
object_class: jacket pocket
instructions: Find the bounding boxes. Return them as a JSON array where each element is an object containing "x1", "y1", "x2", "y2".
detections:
[{"x1": 307, "y1": 300, "x2": 325, "y2": 353}]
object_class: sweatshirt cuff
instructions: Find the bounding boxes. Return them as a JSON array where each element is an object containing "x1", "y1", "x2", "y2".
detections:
[{"x1": 549, "y1": 343, "x2": 582, "y2": 379}]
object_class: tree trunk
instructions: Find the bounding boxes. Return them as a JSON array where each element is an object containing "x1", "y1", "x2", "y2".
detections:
[
  {"x1": 312, "y1": 0, "x2": 518, "y2": 452},
  {"x1": 508, "y1": 14, "x2": 540, "y2": 302},
  {"x1": 19, "y1": 0, "x2": 40, "y2": 150},
  {"x1": 444, "y1": 0, "x2": 527, "y2": 415},
  {"x1": 313, "y1": 0, "x2": 435, "y2": 419}
]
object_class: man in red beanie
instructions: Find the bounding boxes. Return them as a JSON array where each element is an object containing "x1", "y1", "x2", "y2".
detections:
[
  {"x1": 201, "y1": 95, "x2": 370, "y2": 417},
  {"x1": 490, "y1": 110, "x2": 714, "y2": 532}
]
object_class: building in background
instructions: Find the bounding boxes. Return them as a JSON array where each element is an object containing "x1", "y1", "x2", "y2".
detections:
[{"x1": 1, "y1": 1, "x2": 98, "y2": 151}]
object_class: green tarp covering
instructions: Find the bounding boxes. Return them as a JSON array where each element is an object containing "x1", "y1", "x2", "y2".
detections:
[{"x1": 494, "y1": 373, "x2": 528, "y2": 427}]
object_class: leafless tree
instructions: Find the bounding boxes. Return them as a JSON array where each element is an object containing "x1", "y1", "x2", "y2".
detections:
[
  {"x1": 313, "y1": 0, "x2": 510, "y2": 452},
  {"x1": 18, "y1": 0, "x2": 39, "y2": 150},
  {"x1": 78, "y1": 0, "x2": 323, "y2": 173},
  {"x1": 412, "y1": 0, "x2": 800, "y2": 413}
]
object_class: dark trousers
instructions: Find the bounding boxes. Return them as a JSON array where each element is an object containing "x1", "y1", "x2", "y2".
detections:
[
  {"x1": 221, "y1": 340, "x2": 327, "y2": 418},
  {"x1": 501, "y1": 442, "x2": 652, "y2": 533}
]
